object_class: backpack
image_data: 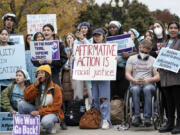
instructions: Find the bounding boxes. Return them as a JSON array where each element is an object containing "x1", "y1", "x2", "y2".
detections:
[
  {"x1": 110, "y1": 99, "x2": 124, "y2": 125},
  {"x1": 65, "y1": 99, "x2": 85, "y2": 126},
  {"x1": 79, "y1": 108, "x2": 101, "y2": 129}
]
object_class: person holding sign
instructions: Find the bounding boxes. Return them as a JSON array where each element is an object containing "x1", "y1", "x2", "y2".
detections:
[
  {"x1": 73, "y1": 22, "x2": 93, "y2": 105},
  {"x1": 18, "y1": 65, "x2": 64, "y2": 134},
  {"x1": 32, "y1": 24, "x2": 67, "y2": 86},
  {"x1": 159, "y1": 22, "x2": 180, "y2": 134},
  {"x1": 91, "y1": 28, "x2": 111, "y2": 129},
  {"x1": 2, "y1": 13, "x2": 16, "y2": 34},
  {"x1": 125, "y1": 39, "x2": 160, "y2": 127},
  {"x1": 0, "y1": 28, "x2": 14, "y2": 90},
  {"x1": 1, "y1": 69, "x2": 30, "y2": 113},
  {"x1": 107, "y1": 21, "x2": 129, "y2": 100}
]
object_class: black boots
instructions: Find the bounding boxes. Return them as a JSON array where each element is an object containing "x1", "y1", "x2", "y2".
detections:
[
  {"x1": 171, "y1": 120, "x2": 180, "y2": 134},
  {"x1": 159, "y1": 121, "x2": 174, "y2": 133}
]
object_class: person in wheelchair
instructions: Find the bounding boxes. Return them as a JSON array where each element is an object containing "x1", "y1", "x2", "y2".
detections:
[{"x1": 125, "y1": 39, "x2": 160, "y2": 127}]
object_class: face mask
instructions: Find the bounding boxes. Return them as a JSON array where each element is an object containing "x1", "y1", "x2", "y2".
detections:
[
  {"x1": 139, "y1": 52, "x2": 149, "y2": 60},
  {"x1": 154, "y1": 27, "x2": 163, "y2": 39}
]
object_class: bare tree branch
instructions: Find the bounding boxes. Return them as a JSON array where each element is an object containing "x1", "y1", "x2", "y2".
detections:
[
  {"x1": 10, "y1": 0, "x2": 16, "y2": 13},
  {"x1": 16, "y1": 0, "x2": 28, "y2": 26}
]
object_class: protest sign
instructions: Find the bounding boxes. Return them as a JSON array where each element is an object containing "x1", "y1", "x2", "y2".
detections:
[
  {"x1": 12, "y1": 114, "x2": 40, "y2": 135},
  {"x1": 30, "y1": 40, "x2": 60, "y2": 61},
  {"x1": 8, "y1": 34, "x2": 24, "y2": 45},
  {"x1": 73, "y1": 43, "x2": 117, "y2": 80},
  {"x1": 0, "y1": 112, "x2": 13, "y2": 132},
  {"x1": 153, "y1": 48, "x2": 180, "y2": 73},
  {"x1": 106, "y1": 34, "x2": 134, "y2": 54},
  {"x1": 0, "y1": 45, "x2": 26, "y2": 80},
  {"x1": 27, "y1": 14, "x2": 57, "y2": 34},
  {"x1": 25, "y1": 51, "x2": 37, "y2": 83}
]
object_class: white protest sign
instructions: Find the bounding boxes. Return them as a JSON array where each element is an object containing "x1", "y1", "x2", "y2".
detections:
[
  {"x1": 30, "y1": 40, "x2": 60, "y2": 61},
  {"x1": 8, "y1": 34, "x2": 24, "y2": 45},
  {"x1": 153, "y1": 48, "x2": 180, "y2": 73},
  {"x1": 0, "y1": 45, "x2": 26, "y2": 80},
  {"x1": 106, "y1": 34, "x2": 134, "y2": 54},
  {"x1": 27, "y1": 14, "x2": 57, "y2": 34},
  {"x1": 73, "y1": 43, "x2": 117, "y2": 80}
]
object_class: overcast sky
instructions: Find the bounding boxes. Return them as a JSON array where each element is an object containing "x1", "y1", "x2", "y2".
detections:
[{"x1": 95, "y1": 0, "x2": 180, "y2": 17}]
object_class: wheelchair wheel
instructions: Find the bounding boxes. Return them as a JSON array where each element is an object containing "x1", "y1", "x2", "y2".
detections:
[
  {"x1": 153, "y1": 87, "x2": 163, "y2": 130},
  {"x1": 124, "y1": 88, "x2": 131, "y2": 129}
]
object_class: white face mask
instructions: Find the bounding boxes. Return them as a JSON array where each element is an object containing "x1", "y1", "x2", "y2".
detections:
[
  {"x1": 139, "y1": 52, "x2": 149, "y2": 59},
  {"x1": 154, "y1": 27, "x2": 163, "y2": 39}
]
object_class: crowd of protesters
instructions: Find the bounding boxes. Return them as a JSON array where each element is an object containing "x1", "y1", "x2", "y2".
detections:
[{"x1": 0, "y1": 12, "x2": 180, "y2": 134}]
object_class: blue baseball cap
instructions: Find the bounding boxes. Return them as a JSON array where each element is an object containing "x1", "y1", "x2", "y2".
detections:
[{"x1": 93, "y1": 28, "x2": 105, "y2": 35}]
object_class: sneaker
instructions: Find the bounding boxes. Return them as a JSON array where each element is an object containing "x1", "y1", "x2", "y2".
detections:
[
  {"x1": 102, "y1": 120, "x2": 109, "y2": 129},
  {"x1": 60, "y1": 120, "x2": 67, "y2": 130},
  {"x1": 47, "y1": 123, "x2": 59, "y2": 134},
  {"x1": 132, "y1": 117, "x2": 141, "y2": 127},
  {"x1": 144, "y1": 117, "x2": 151, "y2": 127}
]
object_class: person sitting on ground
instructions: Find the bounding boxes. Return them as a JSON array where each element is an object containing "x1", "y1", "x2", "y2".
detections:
[
  {"x1": 18, "y1": 65, "x2": 64, "y2": 134},
  {"x1": 125, "y1": 39, "x2": 160, "y2": 127},
  {"x1": 0, "y1": 69, "x2": 30, "y2": 113}
]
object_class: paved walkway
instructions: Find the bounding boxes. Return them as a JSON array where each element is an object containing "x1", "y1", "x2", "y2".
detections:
[{"x1": 1, "y1": 126, "x2": 172, "y2": 135}]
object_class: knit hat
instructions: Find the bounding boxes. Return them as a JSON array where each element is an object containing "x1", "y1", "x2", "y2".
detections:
[
  {"x1": 17, "y1": 69, "x2": 30, "y2": 81},
  {"x1": 130, "y1": 28, "x2": 139, "y2": 38},
  {"x1": 93, "y1": 28, "x2": 105, "y2": 35},
  {"x1": 79, "y1": 22, "x2": 91, "y2": 29},
  {"x1": 37, "y1": 65, "x2": 52, "y2": 75},
  {"x1": 109, "y1": 21, "x2": 121, "y2": 29}
]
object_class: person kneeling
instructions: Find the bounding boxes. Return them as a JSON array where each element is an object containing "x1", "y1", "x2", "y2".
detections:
[
  {"x1": 19, "y1": 65, "x2": 64, "y2": 134},
  {"x1": 125, "y1": 39, "x2": 160, "y2": 127}
]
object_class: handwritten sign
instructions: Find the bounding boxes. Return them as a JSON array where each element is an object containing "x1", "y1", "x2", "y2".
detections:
[
  {"x1": 73, "y1": 43, "x2": 117, "y2": 80},
  {"x1": 12, "y1": 114, "x2": 40, "y2": 135},
  {"x1": 8, "y1": 34, "x2": 24, "y2": 45},
  {"x1": 153, "y1": 48, "x2": 180, "y2": 73},
  {"x1": 0, "y1": 112, "x2": 13, "y2": 132},
  {"x1": 106, "y1": 34, "x2": 134, "y2": 54},
  {"x1": 0, "y1": 45, "x2": 26, "y2": 80},
  {"x1": 27, "y1": 14, "x2": 57, "y2": 34},
  {"x1": 30, "y1": 40, "x2": 60, "y2": 61}
]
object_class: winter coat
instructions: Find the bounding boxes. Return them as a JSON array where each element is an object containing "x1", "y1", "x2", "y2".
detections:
[{"x1": 24, "y1": 81, "x2": 64, "y2": 121}]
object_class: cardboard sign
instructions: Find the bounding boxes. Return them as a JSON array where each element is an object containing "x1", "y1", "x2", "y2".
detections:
[
  {"x1": 106, "y1": 34, "x2": 134, "y2": 54},
  {"x1": 153, "y1": 48, "x2": 180, "y2": 73},
  {"x1": 8, "y1": 34, "x2": 25, "y2": 46},
  {"x1": 0, "y1": 45, "x2": 26, "y2": 80},
  {"x1": 0, "y1": 112, "x2": 13, "y2": 132},
  {"x1": 27, "y1": 14, "x2": 57, "y2": 34},
  {"x1": 73, "y1": 43, "x2": 117, "y2": 80},
  {"x1": 30, "y1": 40, "x2": 60, "y2": 61},
  {"x1": 12, "y1": 114, "x2": 40, "y2": 135}
]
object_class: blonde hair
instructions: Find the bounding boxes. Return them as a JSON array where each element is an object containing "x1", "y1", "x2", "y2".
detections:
[{"x1": 140, "y1": 39, "x2": 153, "y2": 50}]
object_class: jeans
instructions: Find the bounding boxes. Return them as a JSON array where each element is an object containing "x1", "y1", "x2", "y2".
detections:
[
  {"x1": 18, "y1": 101, "x2": 59, "y2": 132},
  {"x1": 130, "y1": 83, "x2": 156, "y2": 118},
  {"x1": 91, "y1": 81, "x2": 110, "y2": 123},
  {"x1": 72, "y1": 80, "x2": 92, "y2": 105}
]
